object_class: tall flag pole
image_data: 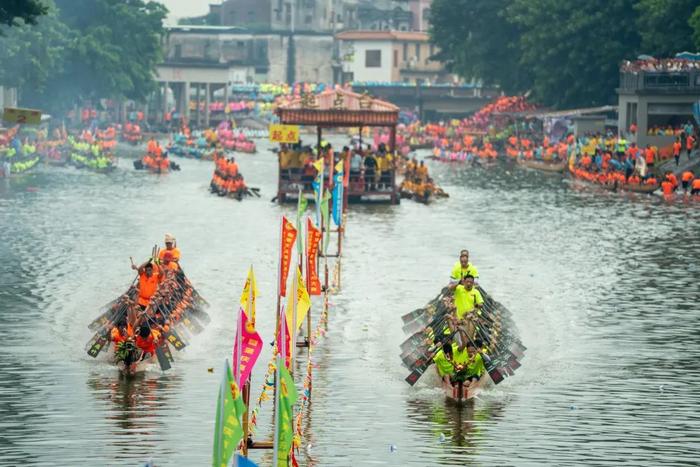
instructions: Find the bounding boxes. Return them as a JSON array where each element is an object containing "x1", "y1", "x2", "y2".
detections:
[{"x1": 212, "y1": 359, "x2": 246, "y2": 467}]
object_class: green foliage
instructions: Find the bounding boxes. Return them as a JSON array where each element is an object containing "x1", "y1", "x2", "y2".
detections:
[
  {"x1": 430, "y1": 0, "x2": 531, "y2": 94},
  {"x1": 635, "y1": 0, "x2": 697, "y2": 56},
  {"x1": 429, "y1": 0, "x2": 700, "y2": 109},
  {"x1": 689, "y1": 6, "x2": 700, "y2": 49},
  {"x1": 0, "y1": 11, "x2": 69, "y2": 93},
  {"x1": 0, "y1": 0, "x2": 48, "y2": 27},
  {"x1": 0, "y1": 0, "x2": 167, "y2": 113},
  {"x1": 508, "y1": 0, "x2": 640, "y2": 108}
]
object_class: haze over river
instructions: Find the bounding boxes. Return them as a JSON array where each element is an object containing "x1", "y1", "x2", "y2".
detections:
[{"x1": 1, "y1": 141, "x2": 699, "y2": 466}]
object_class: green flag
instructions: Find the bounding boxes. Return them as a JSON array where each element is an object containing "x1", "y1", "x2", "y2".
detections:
[
  {"x1": 296, "y1": 188, "x2": 308, "y2": 256},
  {"x1": 213, "y1": 360, "x2": 246, "y2": 467},
  {"x1": 276, "y1": 363, "x2": 298, "y2": 467},
  {"x1": 320, "y1": 191, "x2": 331, "y2": 254}
]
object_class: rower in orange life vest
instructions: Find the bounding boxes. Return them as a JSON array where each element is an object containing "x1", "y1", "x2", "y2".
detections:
[
  {"x1": 159, "y1": 233, "x2": 181, "y2": 266},
  {"x1": 135, "y1": 324, "x2": 160, "y2": 358},
  {"x1": 132, "y1": 260, "x2": 161, "y2": 310}
]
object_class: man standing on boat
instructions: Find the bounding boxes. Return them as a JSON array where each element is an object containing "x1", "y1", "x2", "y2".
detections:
[
  {"x1": 159, "y1": 233, "x2": 180, "y2": 265},
  {"x1": 449, "y1": 250, "x2": 479, "y2": 287},
  {"x1": 449, "y1": 275, "x2": 484, "y2": 343}
]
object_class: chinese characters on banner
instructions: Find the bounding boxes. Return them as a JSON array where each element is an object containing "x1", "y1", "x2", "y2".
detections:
[
  {"x1": 231, "y1": 309, "x2": 263, "y2": 387},
  {"x1": 306, "y1": 218, "x2": 322, "y2": 295},
  {"x1": 268, "y1": 124, "x2": 300, "y2": 144},
  {"x1": 279, "y1": 217, "x2": 297, "y2": 297}
]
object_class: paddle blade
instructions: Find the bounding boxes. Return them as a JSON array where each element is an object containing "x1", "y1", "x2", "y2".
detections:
[
  {"x1": 164, "y1": 329, "x2": 187, "y2": 351},
  {"x1": 155, "y1": 346, "x2": 172, "y2": 371},
  {"x1": 488, "y1": 366, "x2": 505, "y2": 385},
  {"x1": 87, "y1": 335, "x2": 109, "y2": 358}
]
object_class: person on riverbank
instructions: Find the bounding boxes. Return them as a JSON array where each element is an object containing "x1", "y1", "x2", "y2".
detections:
[
  {"x1": 681, "y1": 170, "x2": 694, "y2": 192},
  {"x1": 691, "y1": 177, "x2": 700, "y2": 195},
  {"x1": 684, "y1": 133, "x2": 695, "y2": 159},
  {"x1": 673, "y1": 139, "x2": 682, "y2": 166}
]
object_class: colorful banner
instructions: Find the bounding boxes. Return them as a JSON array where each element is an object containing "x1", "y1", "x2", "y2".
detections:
[
  {"x1": 285, "y1": 267, "x2": 311, "y2": 333},
  {"x1": 269, "y1": 124, "x2": 299, "y2": 143},
  {"x1": 276, "y1": 362, "x2": 298, "y2": 467},
  {"x1": 212, "y1": 360, "x2": 246, "y2": 467},
  {"x1": 239, "y1": 266, "x2": 259, "y2": 324},
  {"x1": 306, "y1": 218, "x2": 322, "y2": 296},
  {"x1": 232, "y1": 309, "x2": 263, "y2": 387},
  {"x1": 296, "y1": 188, "x2": 308, "y2": 256},
  {"x1": 279, "y1": 217, "x2": 297, "y2": 297},
  {"x1": 321, "y1": 191, "x2": 331, "y2": 254},
  {"x1": 332, "y1": 161, "x2": 344, "y2": 226},
  {"x1": 2, "y1": 107, "x2": 41, "y2": 125},
  {"x1": 234, "y1": 454, "x2": 259, "y2": 467},
  {"x1": 276, "y1": 309, "x2": 291, "y2": 369}
]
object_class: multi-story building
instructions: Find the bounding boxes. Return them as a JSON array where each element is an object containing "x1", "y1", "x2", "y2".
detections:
[
  {"x1": 617, "y1": 58, "x2": 700, "y2": 147},
  {"x1": 336, "y1": 30, "x2": 447, "y2": 84}
]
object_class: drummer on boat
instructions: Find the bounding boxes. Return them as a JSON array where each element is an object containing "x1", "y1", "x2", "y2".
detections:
[{"x1": 449, "y1": 250, "x2": 479, "y2": 286}]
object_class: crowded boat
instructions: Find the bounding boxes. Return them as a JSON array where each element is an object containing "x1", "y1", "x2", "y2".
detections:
[
  {"x1": 210, "y1": 152, "x2": 258, "y2": 200},
  {"x1": 401, "y1": 250, "x2": 525, "y2": 403},
  {"x1": 399, "y1": 157, "x2": 448, "y2": 203},
  {"x1": 134, "y1": 138, "x2": 180, "y2": 172},
  {"x1": 0, "y1": 126, "x2": 41, "y2": 177},
  {"x1": 85, "y1": 234, "x2": 209, "y2": 375}
]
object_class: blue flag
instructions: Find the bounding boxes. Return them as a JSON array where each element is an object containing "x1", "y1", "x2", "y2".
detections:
[
  {"x1": 332, "y1": 171, "x2": 343, "y2": 226},
  {"x1": 234, "y1": 454, "x2": 259, "y2": 467}
]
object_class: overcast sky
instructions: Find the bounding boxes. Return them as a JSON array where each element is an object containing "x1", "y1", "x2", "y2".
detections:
[{"x1": 159, "y1": 0, "x2": 215, "y2": 23}]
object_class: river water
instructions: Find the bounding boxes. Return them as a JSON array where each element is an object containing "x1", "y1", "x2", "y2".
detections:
[{"x1": 1, "y1": 140, "x2": 699, "y2": 466}]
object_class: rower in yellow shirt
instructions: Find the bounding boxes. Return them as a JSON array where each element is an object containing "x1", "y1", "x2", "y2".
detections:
[
  {"x1": 449, "y1": 275, "x2": 484, "y2": 339},
  {"x1": 433, "y1": 342, "x2": 455, "y2": 383},
  {"x1": 448, "y1": 250, "x2": 479, "y2": 287}
]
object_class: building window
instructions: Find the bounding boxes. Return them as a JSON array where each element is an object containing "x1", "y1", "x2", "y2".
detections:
[
  {"x1": 174, "y1": 44, "x2": 182, "y2": 59},
  {"x1": 415, "y1": 43, "x2": 421, "y2": 61},
  {"x1": 393, "y1": 50, "x2": 398, "y2": 68},
  {"x1": 429, "y1": 43, "x2": 435, "y2": 57},
  {"x1": 403, "y1": 43, "x2": 408, "y2": 61},
  {"x1": 365, "y1": 50, "x2": 381, "y2": 68}
]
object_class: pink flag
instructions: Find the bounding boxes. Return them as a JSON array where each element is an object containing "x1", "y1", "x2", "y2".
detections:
[
  {"x1": 232, "y1": 308, "x2": 263, "y2": 387},
  {"x1": 276, "y1": 306, "x2": 291, "y2": 369}
]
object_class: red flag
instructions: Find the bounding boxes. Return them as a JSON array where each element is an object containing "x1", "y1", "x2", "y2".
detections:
[
  {"x1": 232, "y1": 308, "x2": 263, "y2": 387},
  {"x1": 306, "y1": 218, "x2": 322, "y2": 295},
  {"x1": 280, "y1": 217, "x2": 297, "y2": 297},
  {"x1": 276, "y1": 307, "x2": 292, "y2": 368}
]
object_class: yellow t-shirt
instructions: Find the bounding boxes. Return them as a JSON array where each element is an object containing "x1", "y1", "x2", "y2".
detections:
[
  {"x1": 453, "y1": 285, "x2": 483, "y2": 319},
  {"x1": 433, "y1": 349, "x2": 454, "y2": 377},
  {"x1": 450, "y1": 261, "x2": 479, "y2": 282}
]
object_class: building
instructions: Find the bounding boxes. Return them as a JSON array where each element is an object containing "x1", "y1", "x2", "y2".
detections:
[
  {"x1": 618, "y1": 58, "x2": 700, "y2": 148},
  {"x1": 336, "y1": 30, "x2": 447, "y2": 84},
  {"x1": 154, "y1": 25, "x2": 333, "y2": 124},
  {"x1": 209, "y1": 0, "x2": 349, "y2": 33},
  {"x1": 201, "y1": 0, "x2": 426, "y2": 33}
]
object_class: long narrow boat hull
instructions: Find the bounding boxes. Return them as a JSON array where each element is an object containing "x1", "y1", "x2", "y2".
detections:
[
  {"x1": 440, "y1": 372, "x2": 491, "y2": 405},
  {"x1": 519, "y1": 158, "x2": 567, "y2": 173}
]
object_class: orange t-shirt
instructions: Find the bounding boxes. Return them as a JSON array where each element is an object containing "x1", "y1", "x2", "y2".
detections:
[
  {"x1": 138, "y1": 271, "x2": 160, "y2": 306},
  {"x1": 681, "y1": 171, "x2": 694, "y2": 182},
  {"x1": 673, "y1": 142, "x2": 681, "y2": 156},
  {"x1": 159, "y1": 248, "x2": 180, "y2": 262},
  {"x1": 644, "y1": 148, "x2": 655, "y2": 164}
]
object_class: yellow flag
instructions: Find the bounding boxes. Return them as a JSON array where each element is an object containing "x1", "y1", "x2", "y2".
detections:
[
  {"x1": 312, "y1": 157, "x2": 324, "y2": 174},
  {"x1": 239, "y1": 266, "x2": 259, "y2": 323},
  {"x1": 285, "y1": 267, "x2": 310, "y2": 332},
  {"x1": 335, "y1": 160, "x2": 344, "y2": 173}
]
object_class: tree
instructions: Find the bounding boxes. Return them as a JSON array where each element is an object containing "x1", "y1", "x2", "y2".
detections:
[
  {"x1": 688, "y1": 5, "x2": 700, "y2": 50},
  {"x1": 429, "y1": 0, "x2": 531, "y2": 94},
  {"x1": 0, "y1": 0, "x2": 48, "y2": 27},
  {"x1": 0, "y1": 10, "x2": 69, "y2": 97},
  {"x1": 52, "y1": 0, "x2": 168, "y2": 103},
  {"x1": 635, "y1": 0, "x2": 697, "y2": 56}
]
